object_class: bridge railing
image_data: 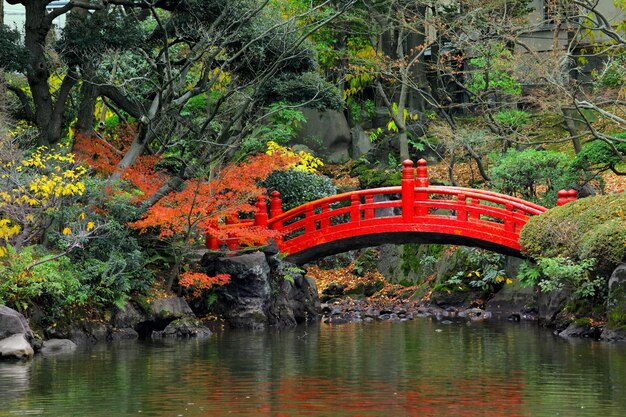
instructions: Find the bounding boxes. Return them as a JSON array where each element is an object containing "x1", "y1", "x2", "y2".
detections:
[
  {"x1": 265, "y1": 160, "x2": 548, "y2": 245},
  {"x1": 206, "y1": 159, "x2": 569, "y2": 252}
]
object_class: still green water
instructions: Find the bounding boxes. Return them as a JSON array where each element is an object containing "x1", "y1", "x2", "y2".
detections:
[{"x1": 1, "y1": 319, "x2": 625, "y2": 417}]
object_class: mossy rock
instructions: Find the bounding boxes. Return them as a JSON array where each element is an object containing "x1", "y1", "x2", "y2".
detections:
[
  {"x1": 349, "y1": 158, "x2": 402, "y2": 188},
  {"x1": 520, "y1": 193, "x2": 626, "y2": 274}
]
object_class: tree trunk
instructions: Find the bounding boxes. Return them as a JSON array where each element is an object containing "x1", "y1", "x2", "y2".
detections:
[
  {"x1": 108, "y1": 126, "x2": 150, "y2": 182},
  {"x1": 23, "y1": 0, "x2": 75, "y2": 145},
  {"x1": 399, "y1": 130, "x2": 409, "y2": 161},
  {"x1": 75, "y1": 80, "x2": 98, "y2": 134},
  {"x1": 75, "y1": 63, "x2": 99, "y2": 135}
]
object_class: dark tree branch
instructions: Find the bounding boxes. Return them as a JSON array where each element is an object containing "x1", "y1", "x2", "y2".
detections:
[{"x1": 6, "y1": 85, "x2": 36, "y2": 122}]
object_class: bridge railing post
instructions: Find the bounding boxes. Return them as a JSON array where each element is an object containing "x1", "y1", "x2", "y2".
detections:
[
  {"x1": 269, "y1": 191, "x2": 283, "y2": 229},
  {"x1": 254, "y1": 195, "x2": 268, "y2": 228},
  {"x1": 205, "y1": 219, "x2": 220, "y2": 250},
  {"x1": 469, "y1": 198, "x2": 480, "y2": 221},
  {"x1": 365, "y1": 194, "x2": 375, "y2": 219},
  {"x1": 415, "y1": 159, "x2": 429, "y2": 217},
  {"x1": 401, "y1": 160, "x2": 415, "y2": 222},
  {"x1": 225, "y1": 214, "x2": 240, "y2": 251},
  {"x1": 351, "y1": 194, "x2": 361, "y2": 224},
  {"x1": 457, "y1": 193, "x2": 467, "y2": 221},
  {"x1": 557, "y1": 190, "x2": 569, "y2": 206},
  {"x1": 504, "y1": 203, "x2": 514, "y2": 232}
]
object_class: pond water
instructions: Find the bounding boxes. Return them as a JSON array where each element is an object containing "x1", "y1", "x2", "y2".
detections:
[{"x1": 1, "y1": 319, "x2": 625, "y2": 416}]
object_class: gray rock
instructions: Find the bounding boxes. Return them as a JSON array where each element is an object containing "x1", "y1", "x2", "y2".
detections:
[
  {"x1": 351, "y1": 125, "x2": 373, "y2": 159},
  {"x1": 486, "y1": 279, "x2": 537, "y2": 317},
  {"x1": 109, "y1": 328, "x2": 139, "y2": 341},
  {"x1": 209, "y1": 252, "x2": 320, "y2": 329},
  {"x1": 558, "y1": 322, "x2": 600, "y2": 339},
  {"x1": 152, "y1": 317, "x2": 212, "y2": 339},
  {"x1": 537, "y1": 289, "x2": 571, "y2": 326},
  {"x1": 150, "y1": 297, "x2": 194, "y2": 319},
  {"x1": 0, "y1": 334, "x2": 34, "y2": 360},
  {"x1": 295, "y1": 108, "x2": 351, "y2": 163},
  {"x1": 213, "y1": 252, "x2": 272, "y2": 329},
  {"x1": 40, "y1": 339, "x2": 77, "y2": 356},
  {"x1": 111, "y1": 302, "x2": 145, "y2": 329},
  {"x1": 58, "y1": 321, "x2": 111, "y2": 345},
  {"x1": 601, "y1": 328, "x2": 626, "y2": 343},
  {"x1": 0, "y1": 306, "x2": 33, "y2": 342},
  {"x1": 608, "y1": 263, "x2": 626, "y2": 312}
]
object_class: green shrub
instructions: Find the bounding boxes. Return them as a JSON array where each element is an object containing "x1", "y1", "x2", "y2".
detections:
[
  {"x1": 573, "y1": 138, "x2": 626, "y2": 175},
  {"x1": 532, "y1": 257, "x2": 604, "y2": 300},
  {"x1": 490, "y1": 148, "x2": 575, "y2": 205},
  {"x1": 349, "y1": 158, "x2": 402, "y2": 189},
  {"x1": 445, "y1": 247, "x2": 507, "y2": 293},
  {"x1": 0, "y1": 246, "x2": 87, "y2": 323},
  {"x1": 257, "y1": 72, "x2": 343, "y2": 110},
  {"x1": 596, "y1": 58, "x2": 626, "y2": 88},
  {"x1": 493, "y1": 110, "x2": 530, "y2": 129},
  {"x1": 520, "y1": 193, "x2": 626, "y2": 276},
  {"x1": 263, "y1": 168, "x2": 336, "y2": 211},
  {"x1": 239, "y1": 103, "x2": 307, "y2": 155}
]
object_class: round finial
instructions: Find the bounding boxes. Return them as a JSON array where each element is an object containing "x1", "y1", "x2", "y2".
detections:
[
  {"x1": 417, "y1": 159, "x2": 428, "y2": 167},
  {"x1": 271, "y1": 191, "x2": 280, "y2": 198},
  {"x1": 402, "y1": 159, "x2": 414, "y2": 168}
]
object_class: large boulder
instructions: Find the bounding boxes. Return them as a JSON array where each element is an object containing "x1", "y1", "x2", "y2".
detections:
[
  {"x1": 205, "y1": 251, "x2": 320, "y2": 329},
  {"x1": 46, "y1": 320, "x2": 118, "y2": 345},
  {"x1": 111, "y1": 302, "x2": 145, "y2": 329},
  {"x1": 295, "y1": 108, "x2": 351, "y2": 163},
  {"x1": 131, "y1": 296, "x2": 197, "y2": 338},
  {"x1": 537, "y1": 290, "x2": 572, "y2": 330},
  {"x1": 267, "y1": 258, "x2": 321, "y2": 327},
  {"x1": 0, "y1": 334, "x2": 34, "y2": 360},
  {"x1": 351, "y1": 126, "x2": 373, "y2": 159},
  {"x1": 0, "y1": 306, "x2": 33, "y2": 342},
  {"x1": 211, "y1": 252, "x2": 272, "y2": 329},
  {"x1": 486, "y1": 279, "x2": 537, "y2": 318},
  {"x1": 150, "y1": 297, "x2": 194, "y2": 319}
]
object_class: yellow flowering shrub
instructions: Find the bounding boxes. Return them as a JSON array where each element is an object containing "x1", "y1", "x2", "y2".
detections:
[
  {"x1": 0, "y1": 143, "x2": 89, "y2": 256},
  {"x1": 265, "y1": 141, "x2": 323, "y2": 173}
]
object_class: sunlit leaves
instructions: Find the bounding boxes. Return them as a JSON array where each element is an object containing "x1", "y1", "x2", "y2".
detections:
[
  {"x1": 0, "y1": 142, "x2": 89, "y2": 254},
  {"x1": 130, "y1": 152, "x2": 295, "y2": 243},
  {"x1": 179, "y1": 271, "x2": 231, "y2": 298}
]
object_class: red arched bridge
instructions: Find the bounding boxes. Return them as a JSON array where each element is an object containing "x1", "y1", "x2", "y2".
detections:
[{"x1": 206, "y1": 160, "x2": 578, "y2": 264}]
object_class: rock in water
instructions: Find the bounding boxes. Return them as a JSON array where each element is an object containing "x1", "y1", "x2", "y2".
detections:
[
  {"x1": 212, "y1": 252, "x2": 272, "y2": 329},
  {"x1": 40, "y1": 339, "x2": 77, "y2": 356},
  {"x1": 150, "y1": 297, "x2": 194, "y2": 318},
  {"x1": 0, "y1": 334, "x2": 34, "y2": 360},
  {"x1": 151, "y1": 317, "x2": 212, "y2": 339},
  {"x1": 0, "y1": 306, "x2": 33, "y2": 342},
  {"x1": 206, "y1": 251, "x2": 320, "y2": 329}
]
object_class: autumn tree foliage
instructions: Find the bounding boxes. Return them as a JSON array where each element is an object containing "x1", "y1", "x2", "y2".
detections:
[
  {"x1": 73, "y1": 123, "x2": 302, "y2": 292},
  {"x1": 130, "y1": 151, "x2": 296, "y2": 242},
  {"x1": 74, "y1": 126, "x2": 168, "y2": 203}
]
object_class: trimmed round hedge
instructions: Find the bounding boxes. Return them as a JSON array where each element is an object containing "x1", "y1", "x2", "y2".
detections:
[
  {"x1": 263, "y1": 169, "x2": 336, "y2": 211},
  {"x1": 520, "y1": 193, "x2": 626, "y2": 275}
]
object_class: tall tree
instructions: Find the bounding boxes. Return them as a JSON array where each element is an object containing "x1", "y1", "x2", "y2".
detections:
[{"x1": 3, "y1": 0, "x2": 353, "y2": 207}]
